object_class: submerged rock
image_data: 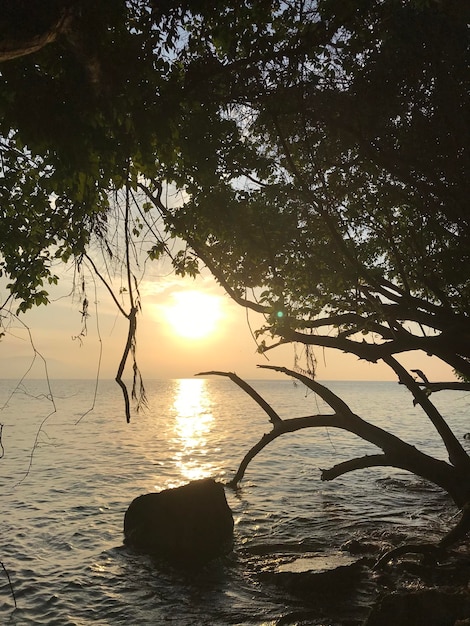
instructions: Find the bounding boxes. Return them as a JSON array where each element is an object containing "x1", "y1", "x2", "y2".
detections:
[
  {"x1": 123, "y1": 478, "x2": 234, "y2": 564},
  {"x1": 277, "y1": 552, "x2": 362, "y2": 574},
  {"x1": 262, "y1": 552, "x2": 366, "y2": 597}
]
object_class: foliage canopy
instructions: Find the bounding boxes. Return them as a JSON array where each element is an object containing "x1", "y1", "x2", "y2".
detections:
[
  {"x1": 148, "y1": 0, "x2": 470, "y2": 381},
  {"x1": 1, "y1": 0, "x2": 470, "y2": 558}
]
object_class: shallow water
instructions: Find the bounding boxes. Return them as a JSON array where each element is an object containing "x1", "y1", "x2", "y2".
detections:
[{"x1": 0, "y1": 378, "x2": 468, "y2": 624}]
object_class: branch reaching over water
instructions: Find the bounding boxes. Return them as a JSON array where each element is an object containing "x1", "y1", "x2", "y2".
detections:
[
  {"x1": 408, "y1": 369, "x2": 470, "y2": 392},
  {"x1": 384, "y1": 355, "x2": 470, "y2": 471},
  {"x1": 320, "y1": 454, "x2": 390, "y2": 481},
  {"x1": 257, "y1": 364, "x2": 354, "y2": 415},
  {"x1": 219, "y1": 367, "x2": 462, "y2": 504},
  {"x1": 227, "y1": 409, "x2": 457, "y2": 492},
  {"x1": 226, "y1": 415, "x2": 333, "y2": 487},
  {"x1": 196, "y1": 371, "x2": 282, "y2": 426}
]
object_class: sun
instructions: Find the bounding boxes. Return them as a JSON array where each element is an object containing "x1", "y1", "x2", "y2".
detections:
[{"x1": 164, "y1": 291, "x2": 223, "y2": 339}]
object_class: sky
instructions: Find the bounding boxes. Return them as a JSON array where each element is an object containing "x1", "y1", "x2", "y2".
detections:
[{"x1": 0, "y1": 256, "x2": 457, "y2": 383}]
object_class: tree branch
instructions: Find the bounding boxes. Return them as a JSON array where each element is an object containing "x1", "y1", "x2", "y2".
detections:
[
  {"x1": 137, "y1": 181, "x2": 267, "y2": 315},
  {"x1": 227, "y1": 409, "x2": 458, "y2": 500},
  {"x1": 374, "y1": 543, "x2": 439, "y2": 569},
  {"x1": 383, "y1": 355, "x2": 470, "y2": 472},
  {"x1": 257, "y1": 364, "x2": 353, "y2": 416},
  {"x1": 409, "y1": 369, "x2": 470, "y2": 392},
  {"x1": 320, "y1": 454, "x2": 390, "y2": 481},
  {"x1": 414, "y1": 382, "x2": 470, "y2": 392},
  {"x1": 227, "y1": 427, "x2": 286, "y2": 488},
  {"x1": 196, "y1": 370, "x2": 282, "y2": 426},
  {"x1": 115, "y1": 306, "x2": 136, "y2": 423},
  {"x1": 84, "y1": 254, "x2": 128, "y2": 319},
  {"x1": 84, "y1": 182, "x2": 147, "y2": 422},
  {"x1": 0, "y1": 0, "x2": 74, "y2": 61},
  {"x1": 438, "y1": 502, "x2": 470, "y2": 550}
]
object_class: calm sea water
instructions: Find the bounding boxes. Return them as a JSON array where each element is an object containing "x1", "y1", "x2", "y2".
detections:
[{"x1": 0, "y1": 378, "x2": 468, "y2": 625}]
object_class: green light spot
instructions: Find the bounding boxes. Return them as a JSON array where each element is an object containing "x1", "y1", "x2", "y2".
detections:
[{"x1": 276, "y1": 311, "x2": 284, "y2": 318}]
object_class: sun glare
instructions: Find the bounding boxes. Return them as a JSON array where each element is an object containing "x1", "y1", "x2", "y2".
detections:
[
  {"x1": 165, "y1": 291, "x2": 223, "y2": 339},
  {"x1": 171, "y1": 378, "x2": 215, "y2": 481}
]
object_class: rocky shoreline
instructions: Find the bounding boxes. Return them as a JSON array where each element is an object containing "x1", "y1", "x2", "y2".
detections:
[{"x1": 253, "y1": 535, "x2": 470, "y2": 625}]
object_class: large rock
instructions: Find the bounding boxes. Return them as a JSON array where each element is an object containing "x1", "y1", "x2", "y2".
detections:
[{"x1": 123, "y1": 478, "x2": 234, "y2": 563}]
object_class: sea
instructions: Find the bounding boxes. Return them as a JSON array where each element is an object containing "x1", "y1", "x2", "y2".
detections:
[{"x1": 0, "y1": 377, "x2": 468, "y2": 625}]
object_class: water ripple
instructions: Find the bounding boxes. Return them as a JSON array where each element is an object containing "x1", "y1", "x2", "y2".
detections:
[{"x1": 0, "y1": 379, "x2": 465, "y2": 624}]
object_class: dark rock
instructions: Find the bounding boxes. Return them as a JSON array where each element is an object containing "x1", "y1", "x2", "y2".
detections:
[
  {"x1": 123, "y1": 478, "x2": 234, "y2": 564},
  {"x1": 364, "y1": 589, "x2": 470, "y2": 626},
  {"x1": 262, "y1": 552, "x2": 366, "y2": 597}
]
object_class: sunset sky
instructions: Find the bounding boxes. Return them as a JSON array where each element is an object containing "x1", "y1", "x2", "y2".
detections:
[{"x1": 0, "y1": 256, "x2": 456, "y2": 383}]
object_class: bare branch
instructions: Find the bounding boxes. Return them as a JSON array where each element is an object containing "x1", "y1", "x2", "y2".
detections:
[
  {"x1": 411, "y1": 369, "x2": 430, "y2": 384},
  {"x1": 84, "y1": 254, "x2": 128, "y2": 319},
  {"x1": 257, "y1": 364, "x2": 353, "y2": 416},
  {"x1": 320, "y1": 454, "x2": 390, "y2": 481},
  {"x1": 114, "y1": 306, "x2": 136, "y2": 423},
  {"x1": 227, "y1": 429, "x2": 284, "y2": 488},
  {"x1": 406, "y1": 372, "x2": 470, "y2": 393},
  {"x1": 196, "y1": 371, "x2": 282, "y2": 426},
  {"x1": 227, "y1": 409, "x2": 458, "y2": 499},
  {"x1": 383, "y1": 356, "x2": 470, "y2": 472},
  {"x1": 374, "y1": 543, "x2": 439, "y2": 569},
  {"x1": 276, "y1": 327, "x2": 387, "y2": 362},
  {"x1": 438, "y1": 502, "x2": 470, "y2": 550},
  {"x1": 226, "y1": 414, "x2": 350, "y2": 488},
  {"x1": 418, "y1": 382, "x2": 470, "y2": 392}
]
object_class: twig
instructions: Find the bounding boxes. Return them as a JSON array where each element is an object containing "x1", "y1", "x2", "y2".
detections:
[
  {"x1": 75, "y1": 273, "x2": 102, "y2": 424},
  {"x1": 0, "y1": 559, "x2": 17, "y2": 609},
  {"x1": 0, "y1": 314, "x2": 58, "y2": 484}
]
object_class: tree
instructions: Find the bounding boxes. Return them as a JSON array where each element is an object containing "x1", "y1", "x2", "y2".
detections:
[
  {"x1": 1, "y1": 0, "x2": 470, "y2": 556},
  {"x1": 137, "y1": 0, "x2": 470, "y2": 557},
  {"x1": 0, "y1": 0, "x2": 186, "y2": 416}
]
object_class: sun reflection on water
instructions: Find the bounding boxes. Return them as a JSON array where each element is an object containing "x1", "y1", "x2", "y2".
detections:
[{"x1": 171, "y1": 378, "x2": 215, "y2": 482}]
